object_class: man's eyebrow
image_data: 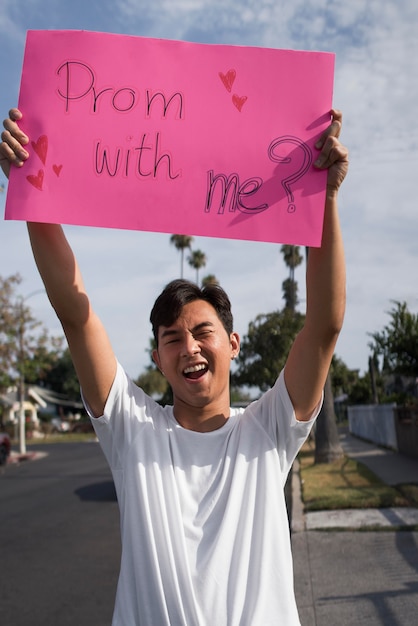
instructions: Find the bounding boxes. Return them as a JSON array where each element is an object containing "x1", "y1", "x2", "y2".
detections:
[
  {"x1": 160, "y1": 328, "x2": 180, "y2": 339},
  {"x1": 191, "y1": 321, "x2": 215, "y2": 332},
  {"x1": 160, "y1": 321, "x2": 215, "y2": 339}
]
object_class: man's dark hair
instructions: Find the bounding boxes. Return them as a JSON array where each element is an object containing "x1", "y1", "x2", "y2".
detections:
[{"x1": 150, "y1": 279, "x2": 233, "y2": 345}]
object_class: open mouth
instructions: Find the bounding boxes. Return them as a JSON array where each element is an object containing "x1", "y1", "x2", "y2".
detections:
[{"x1": 183, "y1": 363, "x2": 208, "y2": 380}]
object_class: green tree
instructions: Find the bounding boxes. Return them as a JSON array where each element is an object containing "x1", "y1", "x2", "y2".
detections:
[
  {"x1": 170, "y1": 234, "x2": 193, "y2": 278},
  {"x1": 369, "y1": 300, "x2": 418, "y2": 377},
  {"x1": 230, "y1": 386, "x2": 253, "y2": 406},
  {"x1": 0, "y1": 274, "x2": 66, "y2": 450},
  {"x1": 330, "y1": 355, "x2": 380, "y2": 406},
  {"x1": 136, "y1": 367, "x2": 170, "y2": 400},
  {"x1": 135, "y1": 338, "x2": 172, "y2": 405},
  {"x1": 0, "y1": 273, "x2": 23, "y2": 390},
  {"x1": 42, "y1": 347, "x2": 81, "y2": 400},
  {"x1": 0, "y1": 274, "x2": 63, "y2": 392},
  {"x1": 188, "y1": 249, "x2": 207, "y2": 285},
  {"x1": 233, "y1": 246, "x2": 304, "y2": 392},
  {"x1": 232, "y1": 309, "x2": 305, "y2": 392}
]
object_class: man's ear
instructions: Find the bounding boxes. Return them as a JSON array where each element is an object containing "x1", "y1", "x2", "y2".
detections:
[
  {"x1": 152, "y1": 348, "x2": 162, "y2": 371},
  {"x1": 230, "y1": 332, "x2": 240, "y2": 359}
]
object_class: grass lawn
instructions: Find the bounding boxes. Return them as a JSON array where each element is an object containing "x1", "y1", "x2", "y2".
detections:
[
  {"x1": 299, "y1": 442, "x2": 418, "y2": 511},
  {"x1": 24, "y1": 432, "x2": 96, "y2": 445}
]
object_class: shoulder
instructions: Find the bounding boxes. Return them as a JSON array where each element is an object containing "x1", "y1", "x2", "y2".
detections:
[
  {"x1": 245, "y1": 370, "x2": 293, "y2": 419},
  {"x1": 88, "y1": 361, "x2": 168, "y2": 423},
  {"x1": 239, "y1": 370, "x2": 317, "y2": 440}
]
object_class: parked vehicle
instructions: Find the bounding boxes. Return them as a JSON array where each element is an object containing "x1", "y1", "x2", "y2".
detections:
[
  {"x1": 71, "y1": 420, "x2": 94, "y2": 434},
  {"x1": 51, "y1": 418, "x2": 71, "y2": 433},
  {"x1": 0, "y1": 432, "x2": 11, "y2": 465}
]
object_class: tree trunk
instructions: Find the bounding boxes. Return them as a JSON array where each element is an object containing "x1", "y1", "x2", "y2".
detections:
[
  {"x1": 314, "y1": 372, "x2": 344, "y2": 463},
  {"x1": 369, "y1": 356, "x2": 379, "y2": 404}
]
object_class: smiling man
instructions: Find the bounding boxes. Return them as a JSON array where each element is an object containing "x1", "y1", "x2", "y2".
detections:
[
  {"x1": 151, "y1": 280, "x2": 240, "y2": 431},
  {"x1": 1, "y1": 107, "x2": 348, "y2": 625}
]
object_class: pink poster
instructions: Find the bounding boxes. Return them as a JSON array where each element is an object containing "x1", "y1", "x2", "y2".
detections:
[{"x1": 5, "y1": 30, "x2": 335, "y2": 246}]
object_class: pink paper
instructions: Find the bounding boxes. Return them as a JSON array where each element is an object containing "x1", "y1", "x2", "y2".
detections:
[{"x1": 5, "y1": 30, "x2": 335, "y2": 246}]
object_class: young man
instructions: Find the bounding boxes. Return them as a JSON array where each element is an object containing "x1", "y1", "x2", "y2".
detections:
[{"x1": 1, "y1": 108, "x2": 348, "y2": 625}]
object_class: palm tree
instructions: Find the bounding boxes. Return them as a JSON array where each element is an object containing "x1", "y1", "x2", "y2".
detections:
[
  {"x1": 281, "y1": 245, "x2": 303, "y2": 280},
  {"x1": 188, "y1": 249, "x2": 207, "y2": 285},
  {"x1": 280, "y1": 245, "x2": 303, "y2": 312},
  {"x1": 170, "y1": 234, "x2": 193, "y2": 278},
  {"x1": 201, "y1": 274, "x2": 219, "y2": 287}
]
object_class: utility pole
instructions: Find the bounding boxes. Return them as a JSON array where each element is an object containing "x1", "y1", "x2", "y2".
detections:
[
  {"x1": 16, "y1": 289, "x2": 45, "y2": 455},
  {"x1": 18, "y1": 302, "x2": 26, "y2": 454}
]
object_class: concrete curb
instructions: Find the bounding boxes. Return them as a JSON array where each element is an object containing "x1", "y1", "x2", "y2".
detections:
[
  {"x1": 7, "y1": 450, "x2": 48, "y2": 464},
  {"x1": 305, "y1": 506, "x2": 418, "y2": 530},
  {"x1": 291, "y1": 458, "x2": 306, "y2": 533}
]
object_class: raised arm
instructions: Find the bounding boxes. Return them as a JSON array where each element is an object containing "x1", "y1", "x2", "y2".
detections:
[
  {"x1": 284, "y1": 110, "x2": 348, "y2": 421},
  {"x1": 1, "y1": 109, "x2": 117, "y2": 417}
]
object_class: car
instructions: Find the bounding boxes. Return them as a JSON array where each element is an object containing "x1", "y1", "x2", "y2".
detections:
[
  {"x1": 70, "y1": 420, "x2": 94, "y2": 434},
  {"x1": 0, "y1": 432, "x2": 11, "y2": 465},
  {"x1": 51, "y1": 418, "x2": 71, "y2": 433}
]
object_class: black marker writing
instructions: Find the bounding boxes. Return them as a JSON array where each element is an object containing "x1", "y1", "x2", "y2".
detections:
[
  {"x1": 94, "y1": 132, "x2": 181, "y2": 180},
  {"x1": 204, "y1": 135, "x2": 312, "y2": 216},
  {"x1": 205, "y1": 171, "x2": 268, "y2": 214},
  {"x1": 57, "y1": 61, "x2": 184, "y2": 120},
  {"x1": 268, "y1": 136, "x2": 312, "y2": 213}
]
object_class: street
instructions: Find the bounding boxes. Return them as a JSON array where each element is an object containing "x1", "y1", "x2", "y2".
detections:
[{"x1": 1, "y1": 441, "x2": 120, "y2": 626}]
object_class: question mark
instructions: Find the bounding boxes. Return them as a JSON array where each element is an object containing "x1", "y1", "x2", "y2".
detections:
[{"x1": 268, "y1": 136, "x2": 313, "y2": 213}]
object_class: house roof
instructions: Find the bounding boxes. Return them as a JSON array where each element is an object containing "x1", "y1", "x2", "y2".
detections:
[
  {"x1": 0, "y1": 385, "x2": 83, "y2": 410},
  {"x1": 30, "y1": 385, "x2": 83, "y2": 410}
]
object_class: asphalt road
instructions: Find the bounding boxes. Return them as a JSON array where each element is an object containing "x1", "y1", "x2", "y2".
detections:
[{"x1": 1, "y1": 441, "x2": 120, "y2": 626}]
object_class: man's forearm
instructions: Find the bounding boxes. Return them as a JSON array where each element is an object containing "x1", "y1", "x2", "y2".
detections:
[
  {"x1": 27, "y1": 222, "x2": 90, "y2": 328},
  {"x1": 305, "y1": 190, "x2": 346, "y2": 341}
]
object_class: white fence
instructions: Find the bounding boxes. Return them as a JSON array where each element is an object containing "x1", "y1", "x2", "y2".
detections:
[{"x1": 347, "y1": 404, "x2": 398, "y2": 450}]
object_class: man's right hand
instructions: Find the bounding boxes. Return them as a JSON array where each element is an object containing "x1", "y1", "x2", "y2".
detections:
[{"x1": 0, "y1": 108, "x2": 29, "y2": 178}]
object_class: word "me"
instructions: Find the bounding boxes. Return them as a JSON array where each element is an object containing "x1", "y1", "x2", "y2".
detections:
[{"x1": 205, "y1": 136, "x2": 312, "y2": 215}]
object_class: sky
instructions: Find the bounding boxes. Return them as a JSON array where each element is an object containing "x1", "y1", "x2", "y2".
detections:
[{"x1": 0, "y1": 0, "x2": 417, "y2": 382}]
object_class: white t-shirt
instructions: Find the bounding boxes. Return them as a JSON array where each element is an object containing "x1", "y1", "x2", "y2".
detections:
[{"x1": 87, "y1": 362, "x2": 318, "y2": 626}]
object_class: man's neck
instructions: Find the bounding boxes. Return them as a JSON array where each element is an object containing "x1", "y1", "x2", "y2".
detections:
[{"x1": 172, "y1": 399, "x2": 230, "y2": 432}]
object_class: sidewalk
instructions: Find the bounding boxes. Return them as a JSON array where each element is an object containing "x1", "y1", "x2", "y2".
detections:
[
  {"x1": 291, "y1": 428, "x2": 418, "y2": 531},
  {"x1": 291, "y1": 430, "x2": 418, "y2": 625}
]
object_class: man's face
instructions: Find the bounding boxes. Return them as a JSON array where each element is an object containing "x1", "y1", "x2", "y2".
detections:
[{"x1": 152, "y1": 299, "x2": 240, "y2": 420}]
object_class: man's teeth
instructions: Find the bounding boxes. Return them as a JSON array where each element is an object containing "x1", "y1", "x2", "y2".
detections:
[{"x1": 184, "y1": 364, "x2": 206, "y2": 374}]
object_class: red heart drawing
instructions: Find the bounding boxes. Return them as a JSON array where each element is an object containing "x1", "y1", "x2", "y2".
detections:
[
  {"x1": 27, "y1": 169, "x2": 44, "y2": 191},
  {"x1": 219, "y1": 69, "x2": 236, "y2": 93},
  {"x1": 31, "y1": 135, "x2": 48, "y2": 165},
  {"x1": 232, "y1": 94, "x2": 248, "y2": 112},
  {"x1": 53, "y1": 164, "x2": 63, "y2": 177}
]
